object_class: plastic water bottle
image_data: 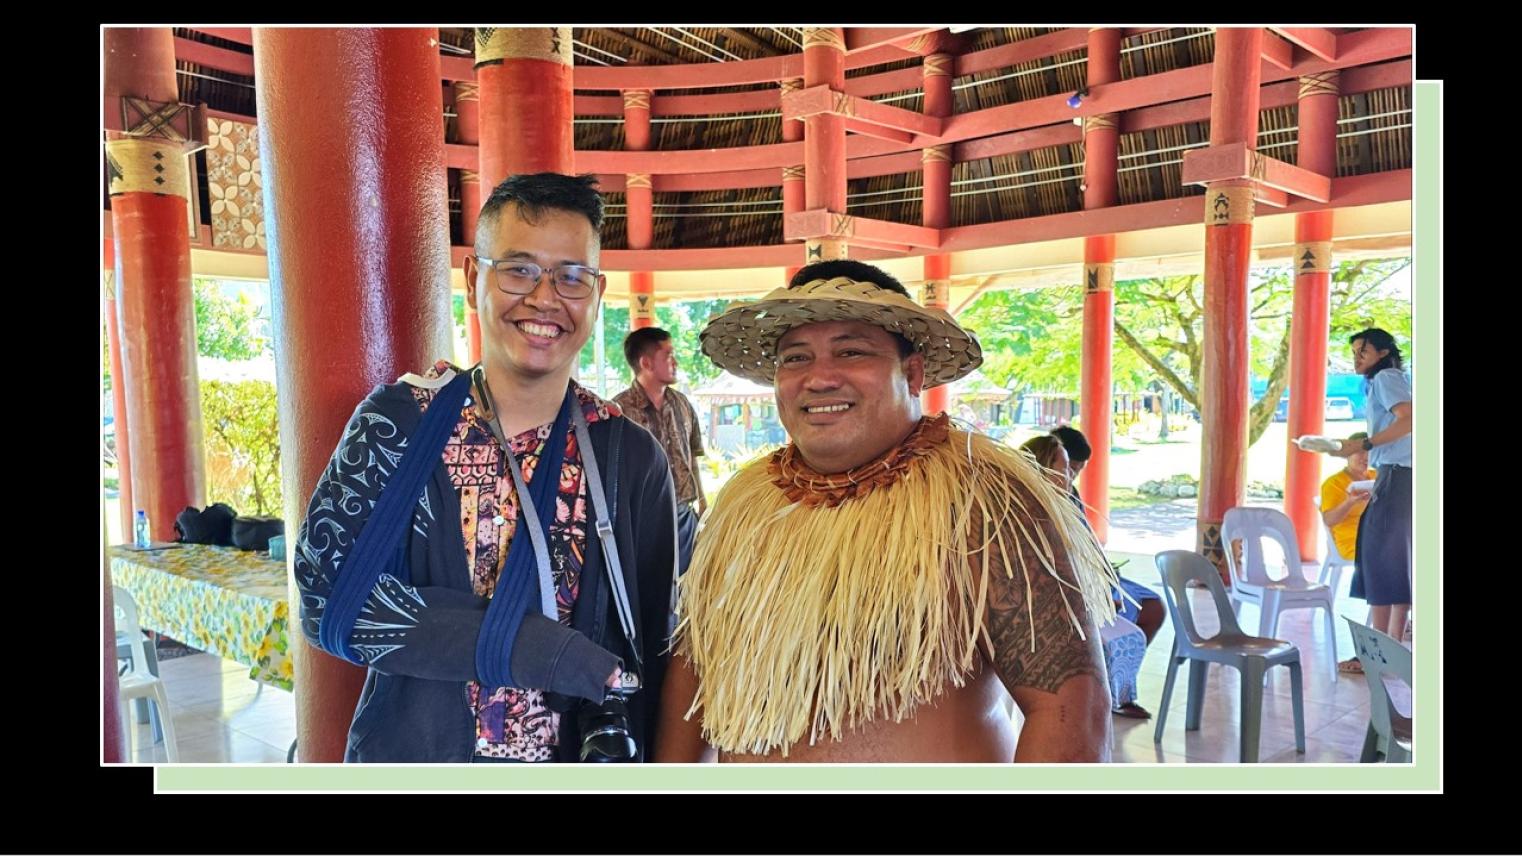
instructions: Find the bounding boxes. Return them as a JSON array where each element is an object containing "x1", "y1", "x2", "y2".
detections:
[{"x1": 134, "y1": 510, "x2": 151, "y2": 548}]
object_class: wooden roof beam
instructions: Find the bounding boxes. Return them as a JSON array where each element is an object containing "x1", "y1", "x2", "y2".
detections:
[
  {"x1": 1270, "y1": 27, "x2": 1339, "y2": 61},
  {"x1": 1261, "y1": 30, "x2": 1295, "y2": 70}
]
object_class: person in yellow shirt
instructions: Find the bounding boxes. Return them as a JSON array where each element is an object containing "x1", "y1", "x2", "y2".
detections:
[{"x1": 1321, "y1": 431, "x2": 1374, "y2": 673}]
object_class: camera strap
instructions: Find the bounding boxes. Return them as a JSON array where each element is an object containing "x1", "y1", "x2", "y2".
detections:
[
  {"x1": 490, "y1": 386, "x2": 642, "y2": 676},
  {"x1": 573, "y1": 405, "x2": 642, "y2": 676}
]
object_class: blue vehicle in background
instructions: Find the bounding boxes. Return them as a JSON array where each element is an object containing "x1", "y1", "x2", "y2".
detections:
[{"x1": 1261, "y1": 373, "x2": 1368, "y2": 422}]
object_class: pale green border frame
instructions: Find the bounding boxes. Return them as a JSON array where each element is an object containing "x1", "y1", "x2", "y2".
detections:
[{"x1": 157, "y1": 79, "x2": 1441, "y2": 795}]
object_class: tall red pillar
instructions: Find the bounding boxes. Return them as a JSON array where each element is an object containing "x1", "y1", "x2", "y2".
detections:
[
  {"x1": 476, "y1": 28, "x2": 574, "y2": 188},
  {"x1": 781, "y1": 77, "x2": 805, "y2": 284},
  {"x1": 1284, "y1": 71, "x2": 1341, "y2": 561},
  {"x1": 455, "y1": 80, "x2": 483, "y2": 364},
  {"x1": 1197, "y1": 27, "x2": 1263, "y2": 580},
  {"x1": 255, "y1": 26, "x2": 454, "y2": 762},
  {"x1": 104, "y1": 27, "x2": 206, "y2": 543},
  {"x1": 1079, "y1": 28, "x2": 1122, "y2": 542},
  {"x1": 802, "y1": 29, "x2": 848, "y2": 264},
  {"x1": 921, "y1": 52, "x2": 955, "y2": 416},
  {"x1": 102, "y1": 252, "x2": 134, "y2": 538},
  {"x1": 624, "y1": 89, "x2": 657, "y2": 329}
]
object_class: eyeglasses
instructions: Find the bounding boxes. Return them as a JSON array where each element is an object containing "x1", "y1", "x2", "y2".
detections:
[{"x1": 475, "y1": 257, "x2": 603, "y2": 300}]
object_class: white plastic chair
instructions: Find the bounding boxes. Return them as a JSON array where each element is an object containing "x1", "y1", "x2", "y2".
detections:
[
  {"x1": 114, "y1": 586, "x2": 178, "y2": 762},
  {"x1": 1319, "y1": 521, "x2": 1355, "y2": 597},
  {"x1": 1221, "y1": 507, "x2": 1339, "y2": 680}
]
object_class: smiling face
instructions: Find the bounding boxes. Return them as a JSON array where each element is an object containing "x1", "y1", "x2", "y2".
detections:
[
  {"x1": 464, "y1": 203, "x2": 602, "y2": 384},
  {"x1": 773, "y1": 319, "x2": 925, "y2": 473}
]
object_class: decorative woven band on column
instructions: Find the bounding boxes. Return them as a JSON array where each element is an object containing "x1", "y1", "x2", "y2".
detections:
[
  {"x1": 460, "y1": 170, "x2": 480, "y2": 184},
  {"x1": 454, "y1": 81, "x2": 480, "y2": 102},
  {"x1": 474, "y1": 27, "x2": 572, "y2": 67},
  {"x1": 782, "y1": 164, "x2": 805, "y2": 181},
  {"x1": 922, "y1": 144, "x2": 951, "y2": 163},
  {"x1": 103, "y1": 269, "x2": 117, "y2": 299},
  {"x1": 780, "y1": 77, "x2": 804, "y2": 94},
  {"x1": 121, "y1": 97, "x2": 199, "y2": 144},
  {"x1": 631, "y1": 291, "x2": 656, "y2": 324},
  {"x1": 1294, "y1": 241, "x2": 1334, "y2": 275},
  {"x1": 1298, "y1": 71, "x2": 1340, "y2": 99},
  {"x1": 805, "y1": 238, "x2": 849, "y2": 262},
  {"x1": 922, "y1": 53, "x2": 953, "y2": 77},
  {"x1": 1204, "y1": 185, "x2": 1256, "y2": 226},
  {"x1": 625, "y1": 173, "x2": 653, "y2": 189},
  {"x1": 622, "y1": 89, "x2": 652, "y2": 111},
  {"x1": 1198, "y1": 520, "x2": 1228, "y2": 578},
  {"x1": 802, "y1": 27, "x2": 846, "y2": 52},
  {"x1": 105, "y1": 137, "x2": 191, "y2": 199},
  {"x1": 904, "y1": 33, "x2": 931, "y2": 54},
  {"x1": 1083, "y1": 113, "x2": 1118, "y2": 135},
  {"x1": 1084, "y1": 262, "x2": 1115, "y2": 294}
]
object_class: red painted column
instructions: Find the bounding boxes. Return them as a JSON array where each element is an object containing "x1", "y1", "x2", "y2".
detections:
[
  {"x1": 921, "y1": 52, "x2": 954, "y2": 416},
  {"x1": 104, "y1": 27, "x2": 206, "y2": 542},
  {"x1": 624, "y1": 89, "x2": 656, "y2": 328},
  {"x1": 102, "y1": 248, "x2": 135, "y2": 538},
  {"x1": 476, "y1": 28, "x2": 574, "y2": 187},
  {"x1": 1080, "y1": 28, "x2": 1122, "y2": 543},
  {"x1": 623, "y1": 88, "x2": 652, "y2": 151},
  {"x1": 255, "y1": 26, "x2": 454, "y2": 762},
  {"x1": 629, "y1": 270, "x2": 656, "y2": 329},
  {"x1": 455, "y1": 80, "x2": 483, "y2": 364},
  {"x1": 1197, "y1": 27, "x2": 1263, "y2": 581},
  {"x1": 1285, "y1": 71, "x2": 1340, "y2": 561},
  {"x1": 802, "y1": 28, "x2": 848, "y2": 264},
  {"x1": 781, "y1": 77, "x2": 805, "y2": 284}
]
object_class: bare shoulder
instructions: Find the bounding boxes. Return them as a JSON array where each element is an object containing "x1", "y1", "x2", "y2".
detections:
[{"x1": 972, "y1": 479, "x2": 1106, "y2": 695}]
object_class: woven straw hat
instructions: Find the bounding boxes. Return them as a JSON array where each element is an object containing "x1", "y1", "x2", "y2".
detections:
[{"x1": 699, "y1": 276, "x2": 983, "y2": 386}]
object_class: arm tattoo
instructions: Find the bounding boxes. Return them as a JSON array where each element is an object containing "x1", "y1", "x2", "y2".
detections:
[{"x1": 978, "y1": 496, "x2": 1106, "y2": 695}]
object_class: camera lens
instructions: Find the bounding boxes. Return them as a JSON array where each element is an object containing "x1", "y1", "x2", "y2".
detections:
[{"x1": 578, "y1": 695, "x2": 637, "y2": 763}]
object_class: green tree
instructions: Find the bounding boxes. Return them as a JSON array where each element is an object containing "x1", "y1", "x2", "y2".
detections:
[
  {"x1": 193, "y1": 278, "x2": 269, "y2": 360},
  {"x1": 580, "y1": 304, "x2": 632, "y2": 392},
  {"x1": 656, "y1": 299, "x2": 730, "y2": 390},
  {"x1": 579, "y1": 298, "x2": 732, "y2": 393},
  {"x1": 1112, "y1": 258, "x2": 1410, "y2": 446},
  {"x1": 960, "y1": 285, "x2": 1151, "y2": 394},
  {"x1": 201, "y1": 379, "x2": 282, "y2": 515},
  {"x1": 957, "y1": 257, "x2": 1411, "y2": 448}
]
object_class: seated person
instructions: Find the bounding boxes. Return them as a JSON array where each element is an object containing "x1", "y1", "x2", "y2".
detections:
[
  {"x1": 1021, "y1": 433, "x2": 1160, "y2": 720},
  {"x1": 1322, "y1": 431, "x2": 1376, "y2": 673}
]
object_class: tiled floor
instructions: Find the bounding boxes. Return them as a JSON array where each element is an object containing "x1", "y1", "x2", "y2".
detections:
[{"x1": 121, "y1": 574, "x2": 1410, "y2": 764}]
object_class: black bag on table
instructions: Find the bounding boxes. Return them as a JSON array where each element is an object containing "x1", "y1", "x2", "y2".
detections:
[
  {"x1": 174, "y1": 503, "x2": 237, "y2": 546},
  {"x1": 231, "y1": 516, "x2": 285, "y2": 551}
]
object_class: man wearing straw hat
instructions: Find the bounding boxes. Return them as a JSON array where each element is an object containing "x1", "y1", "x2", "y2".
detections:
[{"x1": 653, "y1": 260, "x2": 1118, "y2": 763}]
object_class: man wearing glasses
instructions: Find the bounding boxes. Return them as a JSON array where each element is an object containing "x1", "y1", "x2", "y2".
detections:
[{"x1": 293, "y1": 173, "x2": 678, "y2": 762}]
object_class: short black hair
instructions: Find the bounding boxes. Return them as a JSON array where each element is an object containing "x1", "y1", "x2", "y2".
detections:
[
  {"x1": 1348, "y1": 327, "x2": 1404, "y2": 379},
  {"x1": 790, "y1": 259, "x2": 911, "y2": 297},
  {"x1": 788, "y1": 260, "x2": 915, "y2": 358},
  {"x1": 475, "y1": 172, "x2": 604, "y2": 253},
  {"x1": 623, "y1": 327, "x2": 671, "y2": 371},
  {"x1": 1050, "y1": 425, "x2": 1092, "y2": 462}
]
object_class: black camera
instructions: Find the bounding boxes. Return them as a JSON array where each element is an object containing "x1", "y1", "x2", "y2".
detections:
[{"x1": 577, "y1": 670, "x2": 640, "y2": 763}]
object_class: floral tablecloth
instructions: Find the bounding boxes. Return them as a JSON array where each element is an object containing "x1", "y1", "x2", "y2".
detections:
[{"x1": 110, "y1": 544, "x2": 292, "y2": 690}]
